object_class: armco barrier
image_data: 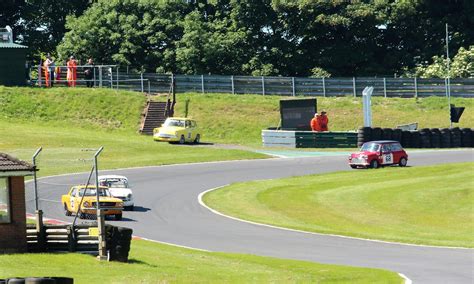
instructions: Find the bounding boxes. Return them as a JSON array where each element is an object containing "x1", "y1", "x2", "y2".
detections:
[
  {"x1": 357, "y1": 127, "x2": 474, "y2": 148},
  {"x1": 262, "y1": 130, "x2": 357, "y2": 148}
]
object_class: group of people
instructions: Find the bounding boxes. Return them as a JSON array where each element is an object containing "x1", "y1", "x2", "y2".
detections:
[
  {"x1": 42, "y1": 54, "x2": 94, "y2": 88},
  {"x1": 310, "y1": 111, "x2": 329, "y2": 132}
]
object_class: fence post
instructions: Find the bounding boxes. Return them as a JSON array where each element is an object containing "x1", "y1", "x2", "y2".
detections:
[
  {"x1": 148, "y1": 80, "x2": 151, "y2": 94},
  {"x1": 292, "y1": 77, "x2": 296, "y2": 96},
  {"x1": 322, "y1": 77, "x2": 326, "y2": 97},
  {"x1": 201, "y1": 75, "x2": 205, "y2": 94},
  {"x1": 231, "y1": 75, "x2": 235, "y2": 94},
  {"x1": 414, "y1": 77, "x2": 418, "y2": 98},
  {"x1": 445, "y1": 77, "x2": 448, "y2": 97},
  {"x1": 353, "y1": 77, "x2": 357, "y2": 97},
  {"x1": 383, "y1": 78, "x2": 387, "y2": 98},
  {"x1": 262, "y1": 76, "x2": 265, "y2": 96},
  {"x1": 99, "y1": 66, "x2": 103, "y2": 87},
  {"x1": 116, "y1": 67, "x2": 119, "y2": 89},
  {"x1": 140, "y1": 72, "x2": 144, "y2": 93}
]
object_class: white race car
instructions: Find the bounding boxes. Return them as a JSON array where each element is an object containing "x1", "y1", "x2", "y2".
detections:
[{"x1": 98, "y1": 175, "x2": 134, "y2": 210}]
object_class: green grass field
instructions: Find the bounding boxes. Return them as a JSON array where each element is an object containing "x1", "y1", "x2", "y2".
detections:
[
  {"x1": 0, "y1": 239, "x2": 402, "y2": 283},
  {"x1": 203, "y1": 163, "x2": 474, "y2": 248}
]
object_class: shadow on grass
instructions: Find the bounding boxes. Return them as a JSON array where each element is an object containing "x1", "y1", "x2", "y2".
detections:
[{"x1": 127, "y1": 258, "x2": 158, "y2": 268}]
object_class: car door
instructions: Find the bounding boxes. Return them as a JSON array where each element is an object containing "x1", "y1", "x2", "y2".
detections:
[
  {"x1": 390, "y1": 143, "x2": 404, "y2": 164},
  {"x1": 69, "y1": 187, "x2": 77, "y2": 212},
  {"x1": 381, "y1": 144, "x2": 394, "y2": 165}
]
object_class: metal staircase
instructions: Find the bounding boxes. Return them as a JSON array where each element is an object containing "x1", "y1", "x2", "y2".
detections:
[{"x1": 139, "y1": 101, "x2": 168, "y2": 135}]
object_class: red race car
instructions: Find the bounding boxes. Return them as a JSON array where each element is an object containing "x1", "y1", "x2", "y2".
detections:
[{"x1": 349, "y1": 141, "x2": 408, "y2": 169}]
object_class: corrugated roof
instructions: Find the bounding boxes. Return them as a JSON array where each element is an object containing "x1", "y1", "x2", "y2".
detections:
[
  {"x1": 0, "y1": 153, "x2": 35, "y2": 171},
  {"x1": 0, "y1": 42, "x2": 28, "y2": 49}
]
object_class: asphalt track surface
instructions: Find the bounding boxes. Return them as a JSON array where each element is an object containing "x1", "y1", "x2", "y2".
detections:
[{"x1": 26, "y1": 149, "x2": 474, "y2": 284}]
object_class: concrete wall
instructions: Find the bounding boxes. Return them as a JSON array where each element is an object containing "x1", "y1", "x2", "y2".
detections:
[{"x1": 0, "y1": 176, "x2": 27, "y2": 253}]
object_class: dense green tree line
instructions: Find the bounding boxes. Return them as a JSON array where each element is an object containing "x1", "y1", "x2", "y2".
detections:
[{"x1": 2, "y1": 0, "x2": 473, "y2": 77}]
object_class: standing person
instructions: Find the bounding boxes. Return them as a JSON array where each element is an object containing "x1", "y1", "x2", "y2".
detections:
[
  {"x1": 66, "y1": 56, "x2": 77, "y2": 87},
  {"x1": 310, "y1": 113, "x2": 321, "y2": 131},
  {"x1": 84, "y1": 58, "x2": 94, "y2": 87},
  {"x1": 43, "y1": 54, "x2": 54, "y2": 87},
  {"x1": 48, "y1": 56, "x2": 55, "y2": 87},
  {"x1": 318, "y1": 111, "x2": 329, "y2": 131}
]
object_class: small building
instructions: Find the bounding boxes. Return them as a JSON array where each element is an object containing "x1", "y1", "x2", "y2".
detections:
[
  {"x1": 0, "y1": 153, "x2": 35, "y2": 253},
  {"x1": 0, "y1": 26, "x2": 28, "y2": 86}
]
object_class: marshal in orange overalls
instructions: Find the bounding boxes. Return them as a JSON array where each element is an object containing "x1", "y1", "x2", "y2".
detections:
[{"x1": 67, "y1": 57, "x2": 77, "y2": 87}]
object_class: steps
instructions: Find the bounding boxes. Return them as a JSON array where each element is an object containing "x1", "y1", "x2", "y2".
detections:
[{"x1": 140, "y1": 101, "x2": 168, "y2": 135}]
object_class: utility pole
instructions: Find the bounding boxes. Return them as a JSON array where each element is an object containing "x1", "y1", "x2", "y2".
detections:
[{"x1": 94, "y1": 147, "x2": 107, "y2": 261}]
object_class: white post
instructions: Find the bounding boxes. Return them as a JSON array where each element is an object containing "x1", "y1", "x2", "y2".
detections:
[
  {"x1": 383, "y1": 78, "x2": 387, "y2": 98},
  {"x1": 414, "y1": 77, "x2": 418, "y2": 98},
  {"x1": 231, "y1": 75, "x2": 235, "y2": 94},
  {"x1": 98, "y1": 66, "x2": 103, "y2": 87},
  {"x1": 362, "y1": 86, "x2": 374, "y2": 127},
  {"x1": 201, "y1": 75, "x2": 205, "y2": 94},
  {"x1": 353, "y1": 77, "x2": 357, "y2": 97},
  {"x1": 140, "y1": 72, "x2": 144, "y2": 93},
  {"x1": 322, "y1": 77, "x2": 326, "y2": 97},
  {"x1": 291, "y1": 77, "x2": 296, "y2": 96},
  {"x1": 261, "y1": 76, "x2": 265, "y2": 96}
]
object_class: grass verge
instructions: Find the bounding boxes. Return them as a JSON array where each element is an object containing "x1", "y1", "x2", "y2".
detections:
[
  {"x1": 203, "y1": 163, "x2": 474, "y2": 248},
  {"x1": 0, "y1": 239, "x2": 402, "y2": 283}
]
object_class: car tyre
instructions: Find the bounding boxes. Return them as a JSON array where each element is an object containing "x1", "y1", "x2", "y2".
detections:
[
  {"x1": 350, "y1": 165, "x2": 357, "y2": 169},
  {"x1": 179, "y1": 135, "x2": 185, "y2": 144},
  {"x1": 115, "y1": 213, "x2": 123, "y2": 221},
  {"x1": 370, "y1": 159, "x2": 379, "y2": 169},
  {"x1": 194, "y1": 134, "x2": 201, "y2": 144},
  {"x1": 399, "y1": 157, "x2": 407, "y2": 167},
  {"x1": 64, "y1": 203, "x2": 72, "y2": 216}
]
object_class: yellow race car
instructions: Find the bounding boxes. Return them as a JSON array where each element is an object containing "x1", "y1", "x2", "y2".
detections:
[
  {"x1": 61, "y1": 185, "x2": 124, "y2": 220},
  {"x1": 153, "y1": 117, "x2": 201, "y2": 144}
]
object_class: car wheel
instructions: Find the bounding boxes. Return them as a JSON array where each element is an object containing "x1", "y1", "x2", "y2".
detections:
[
  {"x1": 350, "y1": 165, "x2": 357, "y2": 169},
  {"x1": 64, "y1": 203, "x2": 72, "y2": 216},
  {"x1": 194, "y1": 134, "x2": 201, "y2": 144},
  {"x1": 370, "y1": 159, "x2": 379, "y2": 169},
  {"x1": 115, "y1": 213, "x2": 123, "y2": 221},
  {"x1": 399, "y1": 157, "x2": 408, "y2": 167},
  {"x1": 179, "y1": 135, "x2": 185, "y2": 144}
]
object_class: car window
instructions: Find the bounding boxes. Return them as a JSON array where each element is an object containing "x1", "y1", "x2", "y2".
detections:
[
  {"x1": 164, "y1": 119, "x2": 184, "y2": 127},
  {"x1": 382, "y1": 144, "x2": 391, "y2": 152},
  {"x1": 361, "y1": 143, "x2": 380, "y2": 152},
  {"x1": 71, "y1": 188, "x2": 77, "y2": 197},
  {"x1": 185, "y1": 121, "x2": 191, "y2": 128},
  {"x1": 101, "y1": 178, "x2": 128, "y2": 188},
  {"x1": 391, "y1": 143, "x2": 402, "y2": 151},
  {"x1": 78, "y1": 187, "x2": 110, "y2": 197}
]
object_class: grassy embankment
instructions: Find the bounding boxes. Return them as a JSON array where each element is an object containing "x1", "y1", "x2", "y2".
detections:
[
  {"x1": 204, "y1": 163, "x2": 474, "y2": 248},
  {"x1": 0, "y1": 239, "x2": 402, "y2": 283}
]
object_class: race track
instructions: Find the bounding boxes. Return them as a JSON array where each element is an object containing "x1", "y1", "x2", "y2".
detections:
[{"x1": 26, "y1": 149, "x2": 474, "y2": 284}]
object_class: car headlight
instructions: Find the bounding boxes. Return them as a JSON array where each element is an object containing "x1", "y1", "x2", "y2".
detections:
[
  {"x1": 83, "y1": 201, "x2": 90, "y2": 207},
  {"x1": 361, "y1": 155, "x2": 368, "y2": 159}
]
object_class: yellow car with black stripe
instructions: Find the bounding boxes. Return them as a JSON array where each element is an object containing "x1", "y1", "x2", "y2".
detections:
[
  {"x1": 61, "y1": 185, "x2": 124, "y2": 220},
  {"x1": 153, "y1": 117, "x2": 201, "y2": 144}
]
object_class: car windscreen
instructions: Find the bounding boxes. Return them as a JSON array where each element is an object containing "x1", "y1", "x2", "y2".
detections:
[
  {"x1": 360, "y1": 143, "x2": 380, "y2": 152},
  {"x1": 78, "y1": 188, "x2": 110, "y2": 197},
  {"x1": 101, "y1": 178, "x2": 129, "y2": 188},
  {"x1": 163, "y1": 119, "x2": 185, "y2": 127}
]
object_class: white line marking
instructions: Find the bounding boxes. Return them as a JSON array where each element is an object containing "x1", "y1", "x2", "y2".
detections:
[
  {"x1": 398, "y1": 273, "x2": 413, "y2": 284},
  {"x1": 134, "y1": 237, "x2": 211, "y2": 252},
  {"x1": 198, "y1": 186, "x2": 473, "y2": 250}
]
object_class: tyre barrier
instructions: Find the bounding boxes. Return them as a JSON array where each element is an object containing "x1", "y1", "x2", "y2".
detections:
[
  {"x1": 4, "y1": 278, "x2": 73, "y2": 284},
  {"x1": 105, "y1": 225, "x2": 133, "y2": 262},
  {"x1": 357, "y1": 127, "x2": 473, "y2": 148}
]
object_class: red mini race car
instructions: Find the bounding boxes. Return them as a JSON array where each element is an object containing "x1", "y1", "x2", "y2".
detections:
[{"x1": 349, "y1": 140, "x2": 408, "y2": 169}]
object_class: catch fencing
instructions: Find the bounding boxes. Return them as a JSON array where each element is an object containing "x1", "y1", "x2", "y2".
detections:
[{"x1": 30, "y1": 66, "x2": 474, "y2": 97}]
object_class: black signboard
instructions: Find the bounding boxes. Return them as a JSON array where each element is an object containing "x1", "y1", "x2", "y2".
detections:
[{"x1": 279, "y1": 98, "x2": 317, "y2": 130}]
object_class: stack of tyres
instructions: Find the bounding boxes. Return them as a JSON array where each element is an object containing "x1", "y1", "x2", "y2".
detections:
[
  {"x1": 440, "y1": 128, "x2": 451, "y2": 148},
  {"x1": 371, "y1": 127, "x2": 382, "y2": 141},
  {"x1": 382, "y1": 128, "x2": 393, "y2": 140},
  {"x1": 411, "y1": 131, "x2": 421, "y2": 148},
  {"x1": 357, "y1": 127, "x2": 372, "y2": 147},
  {"x1": 460, "y1": 128, "x2": 472, "y2": 147},
  {"x1": 392, "y1": 129, "x2": 402, "y2": 143},
  {"x1": 430, "y1": 129, "x2": 441, "y2": 148},
  {"x1": 450, "y1": 127, "x2": 462, "y2": 147},
  {"x1": 106, "y1": 225, "x2": 133, "y2": 262},
  {"x1": 419, "y1": 128, "x2": 431, "y2": 148},
  {"x1": 4, "y1": 278, "x2": 72, "y2": 284},
  {"x1": 401, "y1": 131, "x2": 412, "y2": 148}
]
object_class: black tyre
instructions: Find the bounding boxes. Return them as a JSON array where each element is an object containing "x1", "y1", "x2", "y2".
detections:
[
  {"x1": 370, "y1": 159, "x2": 379, "y2": 169},
  {"x1": 382, "y1": 128, "x2": 393, "y2": 140},
  {"x1": 430, "y1": 129, "x2": 441, "y2": 148},
  {"x1": 194, "y1": 134, "x2": 201, "y2": 144},
  {"x1": 50, "y1": 277, "x2": 74, "y2": 284},
  {"x1": 411, "y1": 131, "x2": 421, "y2": 148},
  {"x1": 401, "y1": 131, "x2": 411, "y2": 148},
  {"x1": 461, "y1": 128, "x2": 472, "y2": 147},
  {"x1": 7, "y1": 279, "x2": 25, "y2": 284},
  {"x1": 419, "y1": 129, "x2": 431, "y2": 148},
  {"x1": 371, "y1": 127, "x2": 382, "y2": 140},
  {"x1": 392, "y1": 129, "x2": 402, "y2": 142},
  {"x1": 25, "y1": 278, "x2": 55, "y2": 284},
  {"x1": 64, "y1": 203, "x2": 72, "y2": 216},
  {"x1": 350, "y1": 165, "x2": 357, "y2": 169},
  {"x1": 179, "y1": 135, "x2": 185, "y2": 144},
  {"x1": 399, "y1": 157, "x2": 408, "y2": 167},
  {"x1": 115, "y1": 213, "x2": 122, "y2": 221}
]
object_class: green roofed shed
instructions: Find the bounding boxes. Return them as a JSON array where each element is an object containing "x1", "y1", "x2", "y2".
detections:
[{"x1": 0, "y1": 26, "x2": 28, "y2": 86}]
